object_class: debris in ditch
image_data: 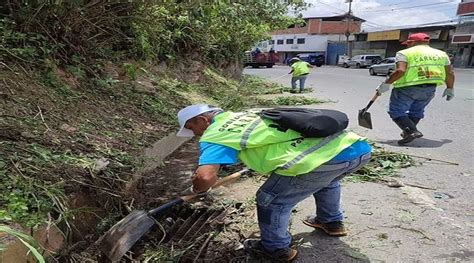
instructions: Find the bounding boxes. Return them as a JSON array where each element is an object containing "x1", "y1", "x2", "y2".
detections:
[
  {"x1": 136, "y1": 201, "x2": 252, "y2": 262},
  {"x1": 349, "y1": 144, "x2": 417, "y2": 182}
]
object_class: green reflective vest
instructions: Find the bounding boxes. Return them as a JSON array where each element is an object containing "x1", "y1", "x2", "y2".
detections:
[
  {"x1": 291, "y1": 61, "x2": 310, "y2": 77},
  {"x1": 394, "y1": 45, "x2": 448, "y2": 88},
  {"x1": 200, "y1": 111, "x2": 364, "y2": 176}
]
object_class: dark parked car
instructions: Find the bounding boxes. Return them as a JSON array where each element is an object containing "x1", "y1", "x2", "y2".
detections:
[
  {"x1": 295, "y1": 53, "x2": 325, "y2": 67},
  {"x1": 369, "y1": 57, "x2": 396, "y2": 76}
]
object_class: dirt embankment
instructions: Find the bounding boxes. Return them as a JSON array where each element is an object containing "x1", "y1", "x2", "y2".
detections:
[
  {"x1": 0, "y1": 59, "x2": 247, "y2": 260},
  {"x1": 0, "y1": 59, "x2": 297, "y2": 261}
]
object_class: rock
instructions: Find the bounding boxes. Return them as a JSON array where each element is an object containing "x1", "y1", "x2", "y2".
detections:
[
  {"x1": 20, "y1": 131, "x2": 36, "y2": 139},
  {"x1": 94, "y1": 157, "x2": 110, "y2": 171},
  {"x1": 60, "y1": 123, "x2": 77, "y2": 133}
]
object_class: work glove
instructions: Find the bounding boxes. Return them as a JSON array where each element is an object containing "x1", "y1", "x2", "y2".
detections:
[
  {"x1": 181, "y1": 186, "x2": 211, "y2": 197},
  {"x1": 442, "y1": 88, "x2": 454, "y2": 101},
  {"x1": 376, "y1": 82, "x2": 391, "y2": 96}
]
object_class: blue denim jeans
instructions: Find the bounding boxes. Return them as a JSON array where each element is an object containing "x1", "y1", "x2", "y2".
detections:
[
  {"x1": 291, "y1": 75, "x2": 308, "y2": 92},
  {"x1": 256, "y1": 153, "x2": 371, "y2": 251},
  {"x1": 388, "y1": 85, "x2": 436, "y2": 119}
]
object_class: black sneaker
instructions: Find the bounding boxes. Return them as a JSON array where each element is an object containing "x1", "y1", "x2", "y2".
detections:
[
  {"x1": 243, "y1": 238, "x2": 298, "y2": 262},
  {"x1": 302, "y1": 216, "x2": 347, "y2": 236}
]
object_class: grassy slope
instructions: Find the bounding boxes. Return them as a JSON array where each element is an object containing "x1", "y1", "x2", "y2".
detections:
[{"x1": 0, "y1": 60, "x2": 322, "y2": 231}]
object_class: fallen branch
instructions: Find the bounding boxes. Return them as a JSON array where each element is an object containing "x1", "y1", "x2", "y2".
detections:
[
  {"x1": 379, "y1": 178, "x2": 437, "y2": 190},
  {"x1": 0, "y1": 61, "x2": 19, "y2": 75},
  {"x1": 2, "y1": 78, "x2": 15, "y2": 95},
  {"x1": 403, "y1": 183, "x2": 437, "y2": 190},
  {"x1": 394, "y1": 225, "x2": 434, "y2": 241},
  {"x1": 36, "y1": 105, "x2": 51, "y2": 132},
  {"x1": 404, "y1": 153, "x2": 458, "y2": 166},
  {"x1": 193, "y1": 232, "x2": 214, "y2": 263}
]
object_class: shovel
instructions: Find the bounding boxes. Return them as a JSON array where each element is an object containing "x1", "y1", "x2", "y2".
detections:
[
  {"x1": 97, "y1": 168, "x2": 250, "y2": 261},
  {"x1": 358, "y1": 92, "x2": 380, "y2": 129}
]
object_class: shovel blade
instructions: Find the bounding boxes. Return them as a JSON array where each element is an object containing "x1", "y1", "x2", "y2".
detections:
[
  {"x1": 358, "y1": 109, "x2": 373, "y2": 129},
  {"x1": 98, "y1": 210, "x2": 155, "y2": 261}
]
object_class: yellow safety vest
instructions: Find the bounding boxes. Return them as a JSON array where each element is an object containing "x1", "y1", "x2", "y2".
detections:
[
  {"x1": 394, "y1": 45, "x2": 448, "y2": 88},
  {"x1": 200, "y1": 111, "x2": 364, "y2": 176},
  {"x1": 292, "y1": 61, "x2": 310, "y2": 77}
]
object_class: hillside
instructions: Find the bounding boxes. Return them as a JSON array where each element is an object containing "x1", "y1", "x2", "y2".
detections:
[{"x1": 0, "y1": 1, "x2": 310, "y2": 261}]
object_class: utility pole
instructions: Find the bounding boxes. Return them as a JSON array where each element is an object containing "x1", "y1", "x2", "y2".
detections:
[{"x1": 345, "y1": 0, "x2": 353, "y2": 57}]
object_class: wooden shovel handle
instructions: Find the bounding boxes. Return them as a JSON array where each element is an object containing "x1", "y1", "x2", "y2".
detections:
[
  {"x1": 364, "y1": 92, "x2": 380, "y2": 111},
  {"x1": 181, "y1": 168, "x2": 250, "y2": 201},
  {"x1": 149, "y1": 168, "x2": 250, "y2": 215}
]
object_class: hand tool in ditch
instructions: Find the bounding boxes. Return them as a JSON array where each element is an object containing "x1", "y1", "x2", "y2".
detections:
[
  {"x1": 358, "y1": 92, "x2": 380, "y2": 129},
  {"x1": 97, "y1": 168, "x2": 250, "y2": 262}
]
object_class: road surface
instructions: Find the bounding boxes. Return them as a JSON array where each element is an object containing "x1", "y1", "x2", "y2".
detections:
[{"x1": 243, "y1": 65, "x2": 474, "y2": 262}]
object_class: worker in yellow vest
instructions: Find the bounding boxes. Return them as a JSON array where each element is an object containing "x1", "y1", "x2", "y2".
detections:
[
  {"x1": 289, "y1": 57, "x2": 313, "y2": 93},
  {"x1": 176, "y1": 104, "x2": 372, "y2": 262},
  {"x1": 376, "y1": 33, "x2": 455, "y2": 145}
]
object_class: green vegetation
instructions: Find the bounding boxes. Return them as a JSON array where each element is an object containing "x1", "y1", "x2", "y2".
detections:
[
  {"x1": 349, "y1": 144, "x2": 417, "y2": 182},
  {"x1": 1, "y1": 1, "x2": 306, "y2": 67},
  {"x1": 0, "y1": 225, "x2": 46, "y2": 263},
  {"x1": 0, "y1": 1, "x2": 326, "y2": 260},
  {"x1": 241, "y1": 75, "x2": 314, "y2": 94},
  {"x1": 259, "y1": 96, "x2": 326, "y2": 106}
]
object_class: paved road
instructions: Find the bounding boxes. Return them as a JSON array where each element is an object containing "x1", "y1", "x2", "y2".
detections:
[{"x1": 244, "y1": 66, "x2": 474, "y2": 262}]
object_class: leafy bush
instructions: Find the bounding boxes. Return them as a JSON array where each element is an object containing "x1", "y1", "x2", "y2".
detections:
[{"x1": 1, "y1": 1, "x2": 306, "y2": 67}]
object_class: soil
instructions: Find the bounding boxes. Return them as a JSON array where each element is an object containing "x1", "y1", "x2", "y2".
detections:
[{"x1": 121, "y1": 140, "x2": 263, "y2": 262}]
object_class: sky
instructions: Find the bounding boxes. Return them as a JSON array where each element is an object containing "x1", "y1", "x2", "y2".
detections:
[{"x1": 301, "y1": 0, "x2": 462, "y2": 32}]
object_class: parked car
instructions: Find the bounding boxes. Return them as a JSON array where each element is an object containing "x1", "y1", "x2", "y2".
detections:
[
  {"x1": 296, "y1": 53, "x2": 325, "y2": 67},
  {"x1": 369, "y1": 57, "x2": 396, "y2": 76},
  {"x1": 344, "y1": 54, "x2": 383, "y2": 68}
]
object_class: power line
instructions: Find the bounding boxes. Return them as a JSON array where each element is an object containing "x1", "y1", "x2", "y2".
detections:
[
  {"x1": 359, "y1": 1, "x2": 456, "y2": 13},
  {"x1": 358, "y1": 5, "x2": 459, "y2": 30},
  {"x1": 359, "y1": 0, "x2": 450, "y2": 11},
  {"x1": 313, "y1": 0, "x2": 387, "y2": 26},
  {"x1": 314, "y1": 0, "x2": 346, "y2": 13},
  {"x1": 364, "y1": 19, "x2": 458, "y2": 31}
]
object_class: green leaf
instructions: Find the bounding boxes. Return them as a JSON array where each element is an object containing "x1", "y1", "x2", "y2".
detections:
[{"x1": 0, "y1": 225, "x2": 45, "y2": 263}]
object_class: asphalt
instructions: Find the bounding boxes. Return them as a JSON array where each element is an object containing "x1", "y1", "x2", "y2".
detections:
[{"x1": 244, "y1": 65, "x2": 474, "y2": 262}]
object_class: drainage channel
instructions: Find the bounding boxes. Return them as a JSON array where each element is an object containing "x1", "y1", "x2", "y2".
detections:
[{"x1": 127, "y1": 202, "x2": 244, "y2": 262}]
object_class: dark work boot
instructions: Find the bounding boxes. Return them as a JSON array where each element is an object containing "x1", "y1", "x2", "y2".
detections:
[
  {"x1": 408, "y1": 116, "x2": 422, "y2": 137},
  {"x1": 409, "y1": 116, "x2": 421, "y2": 126},
  {"x1": 393, "y1": 117, "x2": 423, "y2": 145}
]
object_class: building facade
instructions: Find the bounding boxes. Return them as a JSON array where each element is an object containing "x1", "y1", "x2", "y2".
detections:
[
  {"x1": 452, "y1": 0, "x2": 474, "y2": 68},
  {"x1": 269, "y1": 15, "x2": 364, "y2": 65},
  {"x1": 353, "y1": 25, "x2": 455, "y2": 59}
]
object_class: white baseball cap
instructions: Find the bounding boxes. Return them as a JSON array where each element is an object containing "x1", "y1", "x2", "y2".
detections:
[{"x1": 176, "y1": 104, "x2": 222, "y2": 137}]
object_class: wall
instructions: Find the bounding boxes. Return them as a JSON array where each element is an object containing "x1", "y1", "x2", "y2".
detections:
[
  {"x1": 319, "y1": 21, "x2": 361, "y2": 34},
  {"x1": 271, "y1": 18, "x2": 362, "y2": 35},
  {"x1": 271, "y1": 33, "x2": 328, "y2": 52}
]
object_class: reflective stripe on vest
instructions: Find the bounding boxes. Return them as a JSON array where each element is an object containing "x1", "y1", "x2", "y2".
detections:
[
  {"x1": 240, "y1": 117, "x2": 263, "y2": 150},
  {"x1": 394, "y1": 45, "x2": 447, "y2": 88},
  {"x1": 279, "y1": 131, "x2": 345, "y2": 170},
  {"x1": 200, "y1": 111, "x2": 363, "y2": 176}
]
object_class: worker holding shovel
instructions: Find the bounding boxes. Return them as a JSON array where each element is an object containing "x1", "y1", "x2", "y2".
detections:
[
  {"x1": 288, "y1": 57, "x2": 313, "y2": 93},
  {"x1": 176, "y1": 104, "x2": 372, "y2": 262},
  {"x1": 376, "y1": 33, "x2": 455, "y2": 145}
]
